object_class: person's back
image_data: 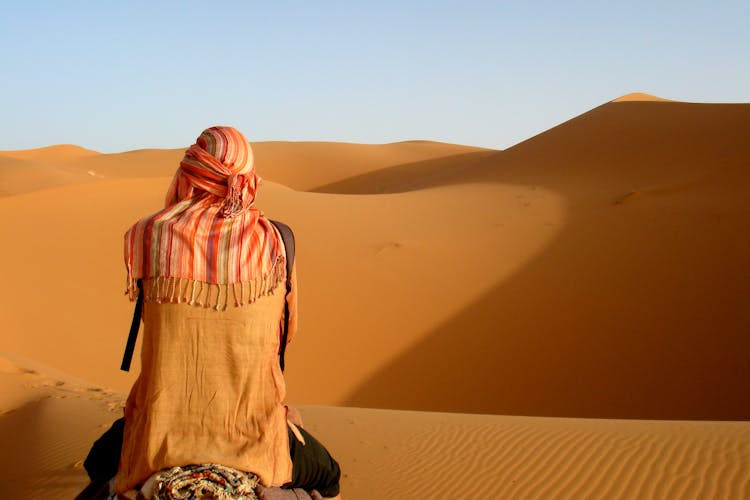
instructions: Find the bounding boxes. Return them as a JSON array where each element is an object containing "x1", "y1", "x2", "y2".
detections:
[
  {"x1": 115, "y1": 280, "x2": 292, "y2": 491},
  {"x1": 112, "y1": 127, "x2": 340, "y2": 499}
]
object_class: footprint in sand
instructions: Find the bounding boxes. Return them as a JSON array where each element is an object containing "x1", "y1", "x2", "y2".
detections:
[
  {"x1": 28, "y1": 378, "x2": 65, "y2": 389},
  {"x1": 612, "y1": 190, "x2": 640, "y2": 205},
  {"x1": 107, "y1": 401, "x2": 125, "y2": 413},
  {"x1": 86, "y1": 387, "x2": 116, "y2": 401},
  {"x1": 376, "y1": 241, "x2": 405, "y2": 255}
]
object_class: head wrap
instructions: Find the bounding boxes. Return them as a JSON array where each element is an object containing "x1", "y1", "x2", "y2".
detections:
[
  {"x1": 124, "y1": 126, "x2": 285, "y2": 309},
  {"x1": 166, "y1": 126, "x2": 258, "y2": 217}
]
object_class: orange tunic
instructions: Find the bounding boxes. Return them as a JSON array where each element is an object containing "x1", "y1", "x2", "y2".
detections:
[{"x1": 115, "y1": 267, "x2": 298, "y2": 493}]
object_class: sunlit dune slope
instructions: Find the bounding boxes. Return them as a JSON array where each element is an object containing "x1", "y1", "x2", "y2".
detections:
[
  {"x1": 0, "y1": 140, "x2": 515, "y2": 402},
  {"x1": 69, "y1": 148, "x2": 183, "y2": 179},
  {"x1": 611, "y1": 91, "x2": 672, "y2": 102},
  {"x1": 0, "y1": 179, "x2": 168, "y2": 389},
  {"x1": 1, "y1": 144, "x2": 99, "y2": 161},
  {"x1": 0, "y1": 155, "x2": 96, "y2": 195},
  {"x1": 0, "y1": 144, "x2": 103, "y2": 194},
  {"x1": 0, "y1": 177, "x2": 564, "y2": 403}
]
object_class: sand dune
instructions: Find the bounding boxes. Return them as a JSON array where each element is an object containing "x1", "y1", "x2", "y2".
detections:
[
  {"x1": 311, "y1": 148, "x2": 495, "y2": 194},
  {"x1": 0, "y1": 144, "x2": 99, "y2": 161},
  {"x1": 611, "y1": 92, "x2": 672, "y2": 102},
  {"x1": 1, "y1": 93, "x2": 749, "y2": 498},
  {"x1": 0, "y1": 145, "x2": 102, "y2": 194},
  {"x1": 305, "y1": 406, "x2": 750, "y2": 499},
  {"x1": 0, "y1": 155, "x2": 97, "y2": 195},
  {"x1": 0, "y1": 176, "x2": 566, "y2": 401},
  {"x1": 253, "y1": 140, "x2": 492, "y2": 191},
  {"x1": 342, "y1": 99, "x2": 750, "y2": 419},
  {"x1": 0, "y1": 178, "x2": 170, "y2": 391},
  {"x1": 0, "y1": 355, "x2": 125, "y2": 499},
  {"x1": 67, "y1": 148, "x2": 183, "y2": 179},
  {"x1": 1, "y1": 98, "x2": 748, "y2": 420},
  {"x1": 0, "y1": 140, "x2": 488, "y2": 196}
]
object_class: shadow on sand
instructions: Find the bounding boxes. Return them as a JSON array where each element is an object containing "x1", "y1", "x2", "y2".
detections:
[
  {"x1": 311, "y1": 150, "x2": 496, "y2": 194},
  {"x1": 0, "y1": 397, "x2": 91, "y2": 497}
]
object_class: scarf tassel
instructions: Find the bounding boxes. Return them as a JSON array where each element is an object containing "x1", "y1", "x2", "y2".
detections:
[{"x1": 128, "y1": 259, "x2": 285, "y2": 311}]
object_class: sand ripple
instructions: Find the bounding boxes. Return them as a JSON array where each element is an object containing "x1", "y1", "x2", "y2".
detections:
[{"x1": 305, "y1": 407, "x2": 750, "y2": 500}]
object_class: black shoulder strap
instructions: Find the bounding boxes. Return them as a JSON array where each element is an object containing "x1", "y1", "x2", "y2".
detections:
[
  {"x1": 120, "y1": 279, "x2": 143, "y2": 372},
  {"x1": 270, "y1": 219, "x2": 295, "y2": 372}
]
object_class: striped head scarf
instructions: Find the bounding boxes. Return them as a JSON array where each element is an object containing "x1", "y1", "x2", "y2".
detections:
[{"x1": 124, "y1": 126, "x2": 286, "y2": 309}]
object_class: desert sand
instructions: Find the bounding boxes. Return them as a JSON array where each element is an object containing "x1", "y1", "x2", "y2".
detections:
[{"x1": 1, "y1": 93, "x2": 748, "y2": 498}]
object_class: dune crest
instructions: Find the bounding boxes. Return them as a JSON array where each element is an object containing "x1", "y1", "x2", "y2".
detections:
[{"x1": 612, "y1": 92, "x2": 672, "y2": 102}]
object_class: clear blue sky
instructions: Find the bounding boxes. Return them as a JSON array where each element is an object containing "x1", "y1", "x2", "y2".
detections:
[{"x1": 1, "y1": 1, "x2": 748, "y2": 152}]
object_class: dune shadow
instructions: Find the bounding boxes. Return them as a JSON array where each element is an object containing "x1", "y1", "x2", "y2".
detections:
[
  {"x1": 342, "y1": 218, "x2": 750, "y2": 419},
  {"x1": 0, "y1": 397, "x2": 92, "y2": 497},
  {"x1": 310, "y1": 150, "x2": 496, "y2": 194},
  {"x1": 343, "y1": 101, "x2": 750, "y2": 420}
]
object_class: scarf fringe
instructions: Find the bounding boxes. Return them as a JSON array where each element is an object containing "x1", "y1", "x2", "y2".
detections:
[{"x1": 126, "y1": 259, "x2": 286, "y2": 311}]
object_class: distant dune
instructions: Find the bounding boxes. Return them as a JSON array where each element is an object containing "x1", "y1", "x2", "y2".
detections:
[
  {"x1": 249, "y1": 140, "x2": 492, "y2": 191},
  {"x1": 0, "y1": 140, "x2": 489, "y2": 195},
  {"x1": 611, "y1": 92, "x2": 672, "y2": 102},
  {"x1": 0, "y1": 144, "x2": 99, "y2": 160},
  {"x1": 1, "y1": 94, "x2": 749, "y2": 498}
]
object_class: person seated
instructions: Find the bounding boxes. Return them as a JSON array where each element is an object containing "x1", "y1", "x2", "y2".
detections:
[{"x1": 110, "y1": 126, "x2": 341, "y2": 499}]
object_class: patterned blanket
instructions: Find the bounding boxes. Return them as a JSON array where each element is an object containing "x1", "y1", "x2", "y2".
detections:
[{"x1": 144, "y1": 463, "x2": 259, "y2": 500}]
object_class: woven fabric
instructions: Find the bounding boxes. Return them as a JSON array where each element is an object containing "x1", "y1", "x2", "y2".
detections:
[
  {"x1": 124, "y1": 126, "x2": 285, "y2": 309},
  {"x1": 114, "y1": 283, "x2": 294, "y2": 493},
  {"x1": 149, "y1": 463, "x2": 259, "y2": 500}
]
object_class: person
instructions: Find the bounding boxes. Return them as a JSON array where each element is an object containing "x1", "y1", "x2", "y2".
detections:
[{"x1": 113, "y1": 126, "x2": 341, "y2": 499}]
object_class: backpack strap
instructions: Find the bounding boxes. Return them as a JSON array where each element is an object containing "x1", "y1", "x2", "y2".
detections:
[
  {"x1": 120, "y1": 279, "x2": 143, "y2": 372},
  {"x1": 270, "y1": 219, "x2": 295, "y2": 372}
]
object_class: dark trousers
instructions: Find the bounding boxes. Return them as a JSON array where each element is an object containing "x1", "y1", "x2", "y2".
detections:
[
  {"x1": 285, "y1": 425, "x2": 341, "y2": 498},
  {"x1": 81, "y1": 418, "x2": 341, "y2": 498}
]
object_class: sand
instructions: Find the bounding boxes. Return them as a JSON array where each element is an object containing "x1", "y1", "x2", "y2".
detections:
[
  {"x1": 611, "y1": 92, "x2": 673, "y2": 102},
  {"x1": 1, "y1": 93, "x2": 749, "y2": 498},
  {"x1": 1, "y1": 354, "x2": 748, "y2": 499}
]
